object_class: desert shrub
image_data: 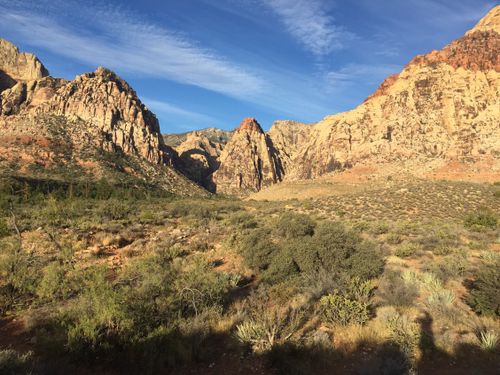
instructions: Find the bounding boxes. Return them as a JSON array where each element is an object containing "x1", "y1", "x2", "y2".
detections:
[
  {"x1": 170, "y1": 201, "x2": 211, "y2": 219},
  {"x1": 312, "y1": 222, "x2": 384, "y2": 280},
  {"x1": 275, "y1": 212, "x2": 315, "y2": 239},
  {"x1": 62, "y1": 266, "x2": 130, "y2": 354},
  {"x1": 227, "y1": 211, "x2": 258, "y2": 229},
  {"x1": 99, "y1": 199, "x2": 132, "y2": 221},
  {"x1": 235, "y1": 287, "x2": 305, "y2": 352},
  {"x1": 173, "y1": 256, "x2": 233, "y2": 316},
  {"x1": 37, "y1": 262, "x2": 79, "y2": 302},
  {"x1": 466, "y1": 259, "x2": 500, "y2": 316},
  {"x1": 0, "y1": 239, "x2": 41, "y2": 312},
  {"x1": 417, "y1": 228, "x2": 460, "y2": 253},
  {"x1": 376, "y1": 271, "x2": 419, "y2": 307},
  {"x1": 0, "y1": 218, "x2": 10, "y2": 238},
  {"x1": 395, "y1": 242, "x2": 422, "y2": 258},
  {"x1": 236, "y1": 228, "x2": 279, "y2": 271},
  {"x1": 464, "y1": 209, "x2": 497, "y2": 231},
  {"x1": 0, "y1": 350, "x2": 33, "y2": 375},
  {"x1": 370, "y1": 222, "x2": 390, "y2": 235},
  {"x1": 385, "y1": 312, "x2": 420, "y2": 362},
  {"x1": 268, "y1": 221, "x2": 383, "y2": 283},
  {"x1": 319, "y1": 291, "x2": 369, "y2": 326},
  {"x1": 386, "y1": 232, "x2": 403, "y2": 245},
  {"x1": 424, "y1": 252, "x2": 468, "y2": 282},
  {"x1": 262, "y1": 249, "x2": 299, "y2": 284}
]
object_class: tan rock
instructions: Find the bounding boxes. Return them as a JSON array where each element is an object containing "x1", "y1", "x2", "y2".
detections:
[
  {"x1": 213, "y1": 118, "x2": 283, "y2": 195},
  {"x1": 289, "y1": 6, "x2": 500, "y2": 180}
]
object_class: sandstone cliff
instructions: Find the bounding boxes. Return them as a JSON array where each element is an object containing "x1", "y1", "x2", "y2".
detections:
[
  {"x1": 267, "y1": 120, "x2": 312, "y2": 176},
  {"x1": 289, "y1": 5, "x2": 500, "y2": 180},
  {"x1": 213, "y1": 118, "x2": 284, "y2": 194},
  {"x1": 0, "y1": 38, "x2": 203, "y2": 195}
]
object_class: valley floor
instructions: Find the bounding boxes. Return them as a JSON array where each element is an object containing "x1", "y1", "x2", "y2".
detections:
[{"x1": 0, "y1": 177, "x2": 499, "y2": 374}]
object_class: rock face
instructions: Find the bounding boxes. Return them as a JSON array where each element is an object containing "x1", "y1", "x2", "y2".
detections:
[
  {"x1": 0, "y1": 38, "x2": 203, "y2": 195},
  {"x1": 267, "y1": 120, "x2": 311, "y2": 176},
  {"x1": 213, "y1": 118, "x2": 284, "y2": 194},
  {"x1": 35, "y1": 67, "x2": 172, "y2": 165},
  {"x1": 175, "y1": 130, "x2": 228, "y2": 190},
  {"x1": 289, "y1": 5, "x2": 500, "y2": 180},
  {"x1": 0, "y1": 39, "x2": 56, "y2": 115}
]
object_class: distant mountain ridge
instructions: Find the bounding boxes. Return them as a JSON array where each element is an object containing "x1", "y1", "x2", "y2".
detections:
[
  {"x1": 1, "y1": 5, "x2": 499, "y2": 197},
  {"x1": 169, "y1": 5, "x2": 499, "y2": 195}
]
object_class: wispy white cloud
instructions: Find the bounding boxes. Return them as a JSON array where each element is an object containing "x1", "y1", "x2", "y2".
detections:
[
  {"x1": 142, "y1": 98, "x2": 217, "y2": 125},
  {"x1": 325, "y1": 63, "x2": 401, "y2": 87},
  {"x1": 262, "y1": 0, "x2": 354, "y2": 56},
  {"x1": 0, "y1": 2, "x2": 266, "y2": 99}
]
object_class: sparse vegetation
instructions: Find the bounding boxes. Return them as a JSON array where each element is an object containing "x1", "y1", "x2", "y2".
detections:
[{"x1": 0, "y1": 178, "x2": 498, "y2": 373}]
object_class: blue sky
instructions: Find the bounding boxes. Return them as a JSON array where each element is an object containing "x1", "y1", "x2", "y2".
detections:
[{"x1": 0, "y1": 0, "x2": 495, "y2": 133}]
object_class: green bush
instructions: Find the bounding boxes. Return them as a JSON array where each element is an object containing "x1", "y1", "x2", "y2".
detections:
[
  {"x1": 0, "y1": 239, "x2": 41, "y2": 312},
  {"x1": 466, "y1": 259, "x2": 499, "y2": 316},
  {"x1": 370, "y1": 222, "x2": 390, "y2": 235},
  {"x1": 99, "y1": 199, "x2": 133, "y2": 221},
  {"x1": 0, "y1": 218, "x2": 10, "y2": 238},
  {"x1": 236, "y1": 228, "x2": 279, "y2": 271},
  {"x1": 37, "y1": 262, "x2": 79, "y2": 302},
  {"x1": 227, "y1": 211, "x2": 258, "y2": 229},
  {"x1": 276, "y1": 212, "x2": 315, "y2": 239},
  {"x1": 424, "y1": 252, "x2": 468, "y2": 282},
  {"x1": 376, "y1": 271, "x2": 418, "y2": 307},
  {"x1": 464, "y1": 209, "x2": 497, "y2": 231},
  {"x1": 320, "y1": 291, "x2": 369, "y2": 326},
  {"x1": 262, "y1": 249, "x2": 299, "y2": 284},
  {"x1": 263, "y1": 221, "x2": 384, "y2": 284},
  {"x1": 395, "y1": 242, "x2": 422, "y2": 258}
]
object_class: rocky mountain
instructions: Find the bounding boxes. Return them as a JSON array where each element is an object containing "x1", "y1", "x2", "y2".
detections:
[
  {"x1": 164, "y1": 127, "x2": 232, "y2": 148},
  {"x1": 174, "y1": 130, "x2": 229, "y2": 190},
  {"x1": 212, "y1": 118, "x2": 284, "y2": 194},
  {"x1": 289, "y1": 6, "x2": 499, "y2": 180},
  {"x1": 267, "y1": 120, "x2": 312, "y2": 176},
  {"x1": 178, "y1": 6, "x2": 499, "y2": 195},
  {"x1": 0, "y1": 38, "x2": 203, "y2": 195}
]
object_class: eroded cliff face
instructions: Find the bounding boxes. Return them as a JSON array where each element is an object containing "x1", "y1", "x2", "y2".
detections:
[
  {"x1": 175, "y1": 130, "x2": 228, "y2": 190},
  {"x1": 33, "y1": 67, "x2": 172, "y2": 165},
  {"x1": 289, "y1": 6, "x2": 500, "y2": 180},
  {"x1": 212, "y1": 118, "x2": 284, "y2": 194},
  {"x1": 0, "y1": 38, "x2": 203, "y2": 195},
  {"x1": 267, "y1": 120, "x2": 312, "y2": 176}
]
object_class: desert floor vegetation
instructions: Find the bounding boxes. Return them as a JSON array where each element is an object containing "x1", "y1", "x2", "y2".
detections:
[{"x1": 0, "y1": 177, "x2": 498, "y2": 374}]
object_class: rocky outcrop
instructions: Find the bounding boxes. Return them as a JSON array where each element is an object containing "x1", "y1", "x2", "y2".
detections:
[
  {"x1": 267, "y1": 120, "x2": 311, "y2": 176},
  {"x1": 0, "y1": 39, "x2": 48, "y2": 83},
  {"x1": 35, "y1": 67, "x2": 171, "y2": 164},
  {"x1": 164, "y1": 127, "x2": 232, "y2": 149},
  {"x1": 0, "y1": 39, "x2": 204, "y2": 196},
  {"x1": 289, "y1": 5, "x2": 500, "y2": 180},
  {"x1": 213, "y1": 118, "x2": 284, "y2": 194},
  {"x1": 175, "y1": 130, "x2": 227, "y2": 190},
  {"x1": 0, "y1": 39, "x2": 56, "y2": 115}
]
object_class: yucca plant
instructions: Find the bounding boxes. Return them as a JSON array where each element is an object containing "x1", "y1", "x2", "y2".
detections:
[{"x1": 479, "y1": 330, "x2": 499, "y2": 351}]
